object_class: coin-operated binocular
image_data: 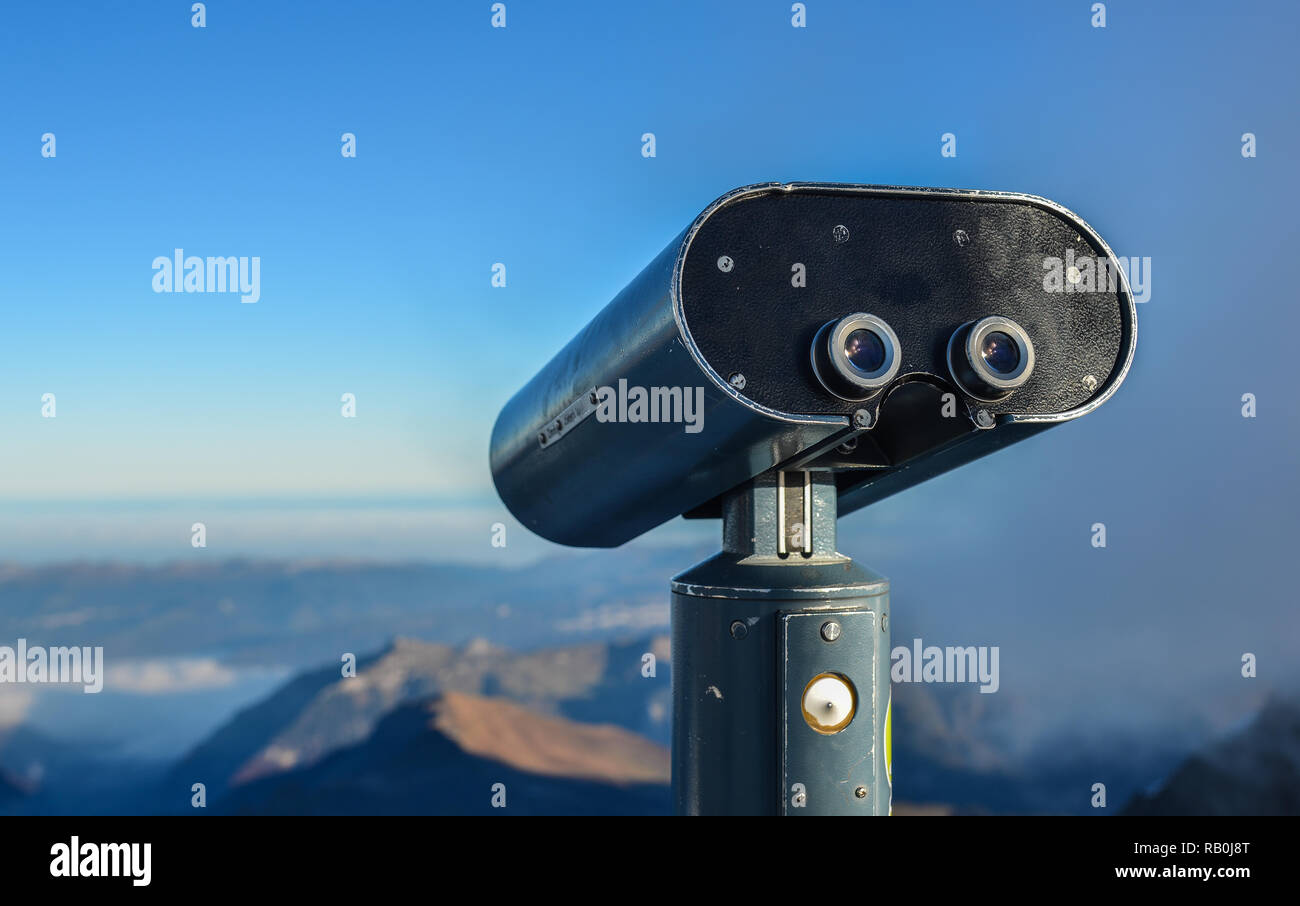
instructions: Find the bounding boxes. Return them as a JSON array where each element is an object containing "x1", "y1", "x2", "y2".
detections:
[{"x1": 491, "y1": 183, "x2": 1137, "y2": 815}]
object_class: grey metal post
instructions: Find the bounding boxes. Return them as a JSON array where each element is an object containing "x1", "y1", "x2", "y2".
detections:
[{"x1": 671, "y1": 471, "x2": 892, "y2": 816}]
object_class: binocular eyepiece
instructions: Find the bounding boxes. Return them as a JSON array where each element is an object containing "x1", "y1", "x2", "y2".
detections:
[
  {"x1": 947, "y1": 316, "x2": 1036, "y2": 400},
  {"x1": 809, "y1": 313, "x2": 902, "y2": 400},
  {"x1": 812, "y1": 312, "x2": 1035, "y2": 402}
]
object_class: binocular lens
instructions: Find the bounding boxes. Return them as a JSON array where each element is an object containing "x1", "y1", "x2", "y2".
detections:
[
  {"x1": 844, "y1": 329, "x2": 887, "y2": 374},
  {"x1": 980, "y1": 331, "x2": 1021, "y2": 375},
  {"x1": 810, "y1": 313, "x2": 902, "y2": 400},
  {"x1": 946, "y1": 316, "x2": 1035, "y2": 400}
]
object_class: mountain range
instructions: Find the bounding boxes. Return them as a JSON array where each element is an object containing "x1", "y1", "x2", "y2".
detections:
[
  {"x1": 1, "y1": 556, "x2": 1295, "y2": 815},
  {"x1": 215, "y1": 692, "x2": 671, "y2": 816},
  {"x1": 164, "y1": 635, "x2": 671, "y2": 810}
]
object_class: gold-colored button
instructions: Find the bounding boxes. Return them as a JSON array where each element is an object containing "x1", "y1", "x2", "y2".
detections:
[{"x1": 801, "y1": 672, "x2": 856, "y2": 734}]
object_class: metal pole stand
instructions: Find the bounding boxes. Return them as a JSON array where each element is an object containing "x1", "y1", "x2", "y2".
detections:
[{"x1": 671, "y1": 471, "x2": 891, "y2": 816}]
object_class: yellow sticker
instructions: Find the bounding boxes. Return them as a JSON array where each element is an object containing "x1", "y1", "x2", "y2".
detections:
[
  {"x1": 884, "y1": 695, "x2": 892, "y2": 781},
  {"x1": 885, "y1": 692, "x2": 893, "y2": 815}
]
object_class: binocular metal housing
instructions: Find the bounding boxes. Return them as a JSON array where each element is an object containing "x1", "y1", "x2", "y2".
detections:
[{"x1": 491, "y1": 182, "x2": 1137, "y2": 548}]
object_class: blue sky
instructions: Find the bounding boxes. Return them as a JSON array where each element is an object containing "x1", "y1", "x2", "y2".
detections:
[{"x1": 0, "y1": 0, "x2": 1296, "y2": 569}]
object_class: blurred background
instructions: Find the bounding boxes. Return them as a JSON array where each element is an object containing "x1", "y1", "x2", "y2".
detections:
[{"x1": 0, "y1": 0, "x2": 1297, "y2": 815}]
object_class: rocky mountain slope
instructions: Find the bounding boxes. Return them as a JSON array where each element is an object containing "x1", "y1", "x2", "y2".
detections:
[{"x1": 1123, "y1": 694, "x2": 1300, "y2": 816}]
